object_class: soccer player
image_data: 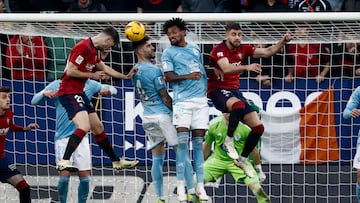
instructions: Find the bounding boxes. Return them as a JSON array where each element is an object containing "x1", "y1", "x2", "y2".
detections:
[
  {"x1": 161, "y1": 17, "x2": 209, "y2": 201},
  {"x1": 0, "y1": 86, "x2": 39, "y2": 203},
  {"x1": 203, "y1": 113, "x2": 270, "y2": 203},
  {"x1": 31, "y1": 79, "x2": 138, "y2": 203},
  {"x1": 207, "y1": 22, "x2": 292, "y2": 177},
  {"x1": 343, "y1": 86, "x2": 360, "y2": 202},
  {"x1": 56, "y1": 26, "x2": 137, "y2": 172},
  {"x1": 132, "y1": 35, "x2": 180, "y2": 202}
]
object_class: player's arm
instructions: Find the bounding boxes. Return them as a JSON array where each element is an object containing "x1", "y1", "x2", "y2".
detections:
[
  {"x1": 9, "y1": 118, "x2": 39, "y2": 132},
  {"x1": 344, "y1": 87, "x2": 360, "y2": 119},
  {"x1": 31, "y1": 80, "x2": 59, "y2": 105},
  {"x1": 158, "y1": 88, "x2": 172, "y2": 111},
  {"x1": 252, "y1": 33, "x2": 292, "y2": 58},
  {"x1": 217, "y1": 57, "x2": 261, "y2": 74},
  {"x1": 96, "y1": 61, "x2": 136, "y2": 79},
  {"x1": 163, "y1": 71, "x2": 202, "y2": 82},
  {"x1": 66, "y1": 61, "x2": 105, "y2": 80},
  {"x1": 203, "y1": 141, "x2": 212, "y2": 161},
  {"x1": 100, "y1": 84, "x2": 118, "y2": 96}
]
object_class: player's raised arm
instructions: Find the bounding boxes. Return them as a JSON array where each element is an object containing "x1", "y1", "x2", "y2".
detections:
[{"x1": 252, "y1": 33, "x2": 292, "y2": 58}]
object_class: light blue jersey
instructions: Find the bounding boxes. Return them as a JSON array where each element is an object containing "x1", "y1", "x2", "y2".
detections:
[
  {"x1": 31, "y1": 79, "x2": 117, "y2": 140},
  {"x1": 133, "y1": 61, "x2": 171, "y2": 115},
  {"x1": 161, "y1": 43, "x2": 207, "y2": 103},
  {"x1": 344, "y1": 86, "x2": 360, "y2": 144}
]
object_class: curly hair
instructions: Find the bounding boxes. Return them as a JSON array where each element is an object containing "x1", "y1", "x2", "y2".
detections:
[{"x1": 163, "y1": 17, "x2": 187, "y2": 34}]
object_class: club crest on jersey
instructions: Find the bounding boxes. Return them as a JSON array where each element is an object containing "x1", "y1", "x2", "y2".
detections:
[
  {"x1": 217, "y1": 52, "x2": 224, "y2": 57},
  {"x1": 157, "y1": 76, "x2": 164, "y2": 84},
  {"x1": 75, "y1": 55, "x2": 84, "y2": 65}
]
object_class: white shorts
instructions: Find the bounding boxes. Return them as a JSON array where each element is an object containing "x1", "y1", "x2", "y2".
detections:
[
  {"x1": 354, "y1": 144, "x2": 360, "y2": 169},
  {"x1": 173, "y1": 97, "x2": 209, "y2": 130},
  {"x1": 142, "y1": 113, "x2": 178, "y2": 149},
  {"x1": 55, "y1": 135, "x2": 91, "y2": 171}
]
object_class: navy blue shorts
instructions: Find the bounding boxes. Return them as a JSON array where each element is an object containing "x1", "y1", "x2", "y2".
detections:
[
  {"x1": 0, "y1": 157, "x2": 21, "y2": 183},
  {"x1": 208, "y1": 88, "x2": 255, "y2": 114},
  {"x1": 59, "y1": 93, "x2": 95, "y2": 119}
]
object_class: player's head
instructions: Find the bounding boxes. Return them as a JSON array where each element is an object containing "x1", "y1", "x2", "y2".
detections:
[
  {"x1": 225, "y1": 22, "x2": 242, "y2": 49},
  {"x1": 131, "y1": 35, "x2": 155, "y2": 61},
  {"x1": 163, "y1": 17, "x2": 187, "y2": 47},
  {"x1": 97, "y1": 26, "x2": 120, "y2": 51},
  {"x1": 0, "y1": 86, "x2": 11, "y2": 111}
]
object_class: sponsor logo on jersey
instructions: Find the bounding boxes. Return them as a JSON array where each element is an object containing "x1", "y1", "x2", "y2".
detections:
[
  {"x1": 217, "y1": 52, "x2": 224, "y2": 57},
  {"x1": 0, "y1": 127, "x2": 9, "y2": 135}
]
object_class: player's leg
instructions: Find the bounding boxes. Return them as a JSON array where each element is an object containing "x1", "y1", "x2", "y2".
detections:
[
  {"x1": 6, "y1": 174, "x2": 31, "y2": 203},
  {"x1": 353, "y1": 143, "x2": 360, "y2": 201},
  {"x1": 89, "y1": 112, "x2": 138, "y2": 172},
  {"x1": 57, "y1": 94, "x2": 90, "y2": 171},
  {"x1": 73, "y1": 136, "x2": 92, "y2": 203},
  {"x1": 173, "y1": 101, "x2": 195, "y2": 201},
  {"x1": 57, "y1": 171, "x2": 70, "y2": 203},
  {"x1": 208, "y1": 89, "x2": 239, "y2": 160},
  {"x1": 151, "y1": 143, "x2": 165, "y2": 201}
]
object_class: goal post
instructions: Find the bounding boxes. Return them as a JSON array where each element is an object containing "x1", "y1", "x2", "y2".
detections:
[{"x1": 0, "y1": 13, "x2": 359, "y2": 202}]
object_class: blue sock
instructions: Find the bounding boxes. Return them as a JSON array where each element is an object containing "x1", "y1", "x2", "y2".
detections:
[
  {"x1": 184, "y1": 155, "x2": 195, "y2": 191},
  {"x1": 192, "y1": 137, "x2": 204, "y2": 183},
  {"x1": 152, "y1": 154, "x2": 165, "y2": 198},
  {"x1": 78, "y1": 176, "x2": 90, "y2": 203},
  {"x1": 357, "y1": 183, "x2": 360, "y2": 202},
  {"x1": 176, "y1": 132, "x2": 191, "y2": 181},
  {"x1": 58, "y1": 176, "x2": 69, "y2": 203}
]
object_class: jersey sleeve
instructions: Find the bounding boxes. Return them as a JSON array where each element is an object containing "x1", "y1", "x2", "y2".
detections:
[
  {"x1": 31, "y1": 80, "x2": 60, "y2": 105},
  {"x1": 7, "y1": 111, "x2": 25, "y2": 132},
  {"x1": 161, "y1": 49, "x2": 174, "y2": 72},
  {"x1": 153, "y1": 68, "x2": 167, "y2": 91},
  {"x1": 344, "y1": 86, "x2": 360, "y2": 119},
  {"x1": 205, "y1": 124, "x2": 215, "y2": 144}
]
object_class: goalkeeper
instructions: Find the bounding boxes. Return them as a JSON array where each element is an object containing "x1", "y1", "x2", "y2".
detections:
[{"x1": 202, "y1": 113, "x2": 270, "y2": 203}]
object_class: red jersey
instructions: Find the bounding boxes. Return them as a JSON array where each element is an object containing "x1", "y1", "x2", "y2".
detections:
[
  {"x1": 0, "y1": 109, "x2": 25, "y2": 158},
  {"x1": 6, "y1": 35, "x2": 48, "y2": 80},
  {"x1": 58, "y1": 38, "x2": 101, "y2": 96},
  {"x1": 287, "y1": 44, "x2": 330, "y2": 77},
  {"x1": 208, "y1": 41, "x2": 255, "y2": 93}
]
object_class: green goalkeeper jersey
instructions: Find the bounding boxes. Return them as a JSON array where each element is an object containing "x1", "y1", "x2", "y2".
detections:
[{"x1": 205, "y1": 115, "x2": 251, "y2": 161}]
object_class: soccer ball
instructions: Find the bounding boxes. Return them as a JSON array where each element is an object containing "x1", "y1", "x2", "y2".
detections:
[{"x1": 124, "y1": 21, "x2": 146, "y2": 42}]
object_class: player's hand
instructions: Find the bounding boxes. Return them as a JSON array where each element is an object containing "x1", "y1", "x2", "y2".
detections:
[
  {"x1": 247, "y1": 63, "x2": 262, "y2": 73},
  {"x1": 282, "y1": 33, "x2": 293, "y2": 43},
  {"x1": 125, "y1": 67, "x2": 137, "y2": 79},
  {"x1": 92, "y1": 71, "x2": 106, "y2": 80},
  {"x1": 43, "y1": 90, "x2": 57, "y2": 99},
  {"x1": 188, "y1": 71, "x2": 202, "y2": 80},
  {"x1": 214, "y1": 68, "x2": 224, "y2": 81},
  {"x1": 284, "y1": 74, "x2": 294, "y2": 83},
  {"x1": 351, "y1": 109, "x2": 360, "y2": 118},
  {"x1": 315, "y1": 75, "x2": 325, "y2": 83},
  {"x1": 255, "y1": 164, "x2": 266, "y2": 183},
  {"x1": 99, "y1": 88, "x2": 112, "y2": 96},
  {"x1": 24, "y1": 123, "x2": 39, "y2": 131}
]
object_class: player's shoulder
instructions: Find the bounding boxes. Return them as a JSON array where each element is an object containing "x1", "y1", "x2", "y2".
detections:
[
  {"x1": 209, "y1": 115, "x2": 224, "y2": 126},
  {"x1": 4, "y1": 109, "x2": 14, "y2": 118}
]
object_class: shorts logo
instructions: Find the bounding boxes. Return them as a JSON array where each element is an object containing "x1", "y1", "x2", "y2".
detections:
[{"x1": 8, "y1": 164, "x2": 16, "y2": 171}]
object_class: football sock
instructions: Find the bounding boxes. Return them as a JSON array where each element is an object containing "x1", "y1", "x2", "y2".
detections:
[
  {"x1": 176, "y1": 132, "x2": 190, "y2": 181},
  {"x1": 57, "y1": 176, "x2": 69, "y2": 203},
  {"x1": 95, "y1": 131, "x2": 120, "y2": 162},
  {"x1": 63, "y1": 128, "x2": 87, "y2": 160},
  {"x1": 241, "y1": 124, "x2": 264, "y2": 158},
  {"x1": 192, "y1": 137, "x2": 204, "y2": 183},
  {"x1": 228, "y1": 101, "x2": 245, "y2": 137},
  {"x1": 357, "y1": 183, "x2": 360, "y2": 201},
  {"x1": 78, "y1": 176, "x2": 90, "y2": 203},
  {"x1": 151, "y1": 154, "x2": 165, "y2": 198},
  {"x1": 16, "y1": 180, "x2": 31, "y2": 203}
]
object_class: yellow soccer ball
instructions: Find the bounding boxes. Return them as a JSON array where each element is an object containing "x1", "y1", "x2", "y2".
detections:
[{"x1": 124, "y1": 21, "x2": 146, "y2": 42}]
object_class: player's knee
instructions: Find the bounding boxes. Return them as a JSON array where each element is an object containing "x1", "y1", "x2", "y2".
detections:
[
  {"x1": 251, "y1": 124, "x2": 264, "y2": 137},
  {"x1": 231, "y1": 101, "x2": 245, "y2": 111},
  {"x1": 177, "y1": 132, "x2": 189, "y2": 146}
]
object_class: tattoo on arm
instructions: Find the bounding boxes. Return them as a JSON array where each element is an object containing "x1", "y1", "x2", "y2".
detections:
[{"x1": 158, "y1": 88, "x2": 172, "y2": 111}]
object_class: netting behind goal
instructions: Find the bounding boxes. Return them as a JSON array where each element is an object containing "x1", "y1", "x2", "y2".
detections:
[{"x1": 0, "y1": 13, "x2": 360, "y2": 202}]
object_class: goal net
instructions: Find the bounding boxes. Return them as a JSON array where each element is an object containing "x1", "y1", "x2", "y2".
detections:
[{"x1": 0, "y1": 12, "x2": 359, "y2": 202}]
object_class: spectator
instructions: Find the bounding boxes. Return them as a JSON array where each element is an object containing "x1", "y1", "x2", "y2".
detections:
[
  {"x1": 182, "y1": 0, "x2": 224, "y2": 12},
  {"x1": 224, "y1": 0, "x2": 256, "y2": 12},
  {"x1": 137, "y1": 0, "x2": 182, "y2": 12},
  {"x1": 45, "y1": 22, "x2": 79, "y2": 81},
  {"x1": 6, "y1": 31, "x2": 48, "y2": 80},
  {"x1": 284, "y1": 26, "x2": 331, "y2": 83},
  {"x1": 67, "y1": 0, "x2": 106, "y2": 12},
  {"x1": 343, "y1": 0, "x2": 360, "y2": 11},
  {"x1": 0, "y1": 0, "x2": 12, "y2": 79},
  {"x1": 252, "y1": 0, "x2": 293, "y2": 12},
  {"x1": 102, "y1": 0, "x2": 137, "y2": 12},
  {"x1": 331, "y1": 34, "x2": 360, "y2": 77},
  {"x1": 295, "y1": 0, "x2": 332, "y2": 12},
  {"x1": 8, "y1": 0, "x2": 69, "y2": 12}
]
